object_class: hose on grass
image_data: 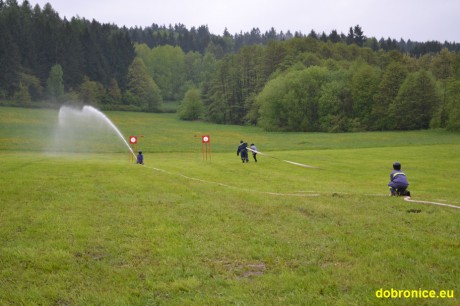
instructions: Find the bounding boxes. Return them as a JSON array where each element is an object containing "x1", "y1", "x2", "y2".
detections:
[
  {"x1": 141, "y1": 164, "x2": 460, "y2": 209},
  {"x1": 403, "y1": 196, "x2": 460, "y2": 210}
]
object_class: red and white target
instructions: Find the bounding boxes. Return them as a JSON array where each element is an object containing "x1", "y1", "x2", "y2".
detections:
[
  {"x1": 129, "y1": 136, "x2": 137, "y2": 144},
  {"x1": 201, "y1": 135, "x2": 211, "y2": 160},
  {"x1": 202, "y1": 135, "x2": 210, "y2": 143}
]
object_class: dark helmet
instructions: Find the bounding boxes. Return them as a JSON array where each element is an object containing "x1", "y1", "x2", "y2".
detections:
[
  {"x1": 138, "y1": 151, "x2": 142, "y2": 154},
  {"x1": 393, "y1": 161, "x2": 401, "y2": 170}
]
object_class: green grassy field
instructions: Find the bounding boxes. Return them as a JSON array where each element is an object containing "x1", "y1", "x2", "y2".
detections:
[{"x1": 1, "y1": 106, "x2": 459, "y2": 305}]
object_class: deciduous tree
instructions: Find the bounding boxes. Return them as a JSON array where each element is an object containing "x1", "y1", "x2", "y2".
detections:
[
  {"x1": 46, "y1": 64, "x2": 64, "y2": 103},
  {"x1": 178, "y1": 88, "x2": 204, "y2": 120},
  {"x1": 350, "y1": 63, "x2": 381, "y2": 129},
  {"x1": 78, "y1": 76, "x2": 105, "y2": 106},
  {"x1": 258, "y1": 66, "x2": 328, "y2": 131},
  {"x1": 371, "y1": 62, "x2": 407, "y2": 130},
  {"x1": 390, "y1": 70, "x2": 439, "y2": 130}
]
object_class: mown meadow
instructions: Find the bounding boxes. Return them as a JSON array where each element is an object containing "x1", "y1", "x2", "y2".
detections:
[{"x1": 0, "y1": 106, "x2": 459, "y2": 305}]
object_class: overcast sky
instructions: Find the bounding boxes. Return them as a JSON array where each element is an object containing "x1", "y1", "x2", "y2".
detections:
[{"x1": 29, "y1": 0, "x2": 459, "y2": 43}]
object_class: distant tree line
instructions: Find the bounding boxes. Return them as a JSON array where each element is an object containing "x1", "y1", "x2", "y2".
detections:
[
  {"x1": 1, "y1": 0, "x2": 459, "y2": 131},
  {"x1": 128, "y1": 23, "x2": 460, "y2": 56},
  {"x1": 0, "y1": 0, "x2": 134, "y2": 107},
  {"x1": 200, "y1": 39, "x2": 460, "y2": 131}
]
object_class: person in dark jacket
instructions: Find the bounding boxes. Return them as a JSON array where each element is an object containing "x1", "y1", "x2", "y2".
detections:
[
  {"x1": 236, "y1": 140, "x2": 249, "y2": 163},
  {"x1": 388, "y1": 161, "x2": 410, "y2": 196},
  {"x1": 136, "y1": 151, "x2": 144, "y2": 165}
]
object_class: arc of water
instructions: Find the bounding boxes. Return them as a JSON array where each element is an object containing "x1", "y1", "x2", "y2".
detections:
[{"x1": 81, "y1": 106, "x2": 136, "y2": 158}]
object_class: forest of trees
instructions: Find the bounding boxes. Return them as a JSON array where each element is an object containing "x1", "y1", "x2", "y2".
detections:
[
  {"x1": 129, "y1": 23, "x2": 460, "y2": 56},
  {"x1": 1, "y1": 0, "x2": 460, "y2": 131}
]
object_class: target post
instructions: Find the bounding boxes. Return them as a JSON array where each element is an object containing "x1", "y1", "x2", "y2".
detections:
[
  {"x1": 202, "y1": 135, "x2": 211, "y2": 160},
  {"x1": 129, "y1": 136, "x2": 138, "y2": 162}
]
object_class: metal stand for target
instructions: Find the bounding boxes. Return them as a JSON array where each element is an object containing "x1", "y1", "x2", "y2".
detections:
[
  {"x1": 202, "y1": 135, "x2": 211, "y2": 160},
  {"x1": 129, "y1": 136, "x2": 137, "y2": 162}
]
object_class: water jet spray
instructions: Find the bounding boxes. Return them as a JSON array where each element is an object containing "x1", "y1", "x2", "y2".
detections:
[
  {"x1": 81, "y1": 106, "x2": 136, "y2": 158},
  {"x1": 53, "y1": 105, "x2": 136, "y2": 158}
]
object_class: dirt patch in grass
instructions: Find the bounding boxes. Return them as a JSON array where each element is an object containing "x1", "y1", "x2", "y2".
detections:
[{"x1": 209, "y1": 260, "x2": 267, "y2": 279}]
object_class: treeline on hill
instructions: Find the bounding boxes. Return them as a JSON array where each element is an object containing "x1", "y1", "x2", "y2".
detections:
[
  {"x1": 0, "y1": 0, "x2": 135, "y2": 108},
  {"x1": 1, "y1": 0, "x2": 460, "y2": 131},
  {"x1": 129, "y1": 23, "x2": 460, "y2": 56}
]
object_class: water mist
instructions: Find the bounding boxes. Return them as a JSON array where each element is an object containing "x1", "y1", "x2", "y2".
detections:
[{"x1": 50, "y1": 105, "x2": 136, "y2": 157}]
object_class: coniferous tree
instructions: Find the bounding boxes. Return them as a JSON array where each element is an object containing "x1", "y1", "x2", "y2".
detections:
[
  {"x1": 328, "y1": 30, "x2": 341, "y2": 43},
  {"x1": 346, "y1": 27, "x2": 354, "y2": 45},
  {"x1": 59, "y1": 18, "x2": 85, "y2": 89},
  {"x1": 0, "y1": 21, "x2": 20, "y2": 97},
  {"x1": 125, "y1": 57, "x2": 162, "y2": 112},
  {"x1": 109, "y1": 29, "x2": 135, "y2": 91},
  {"x1": 308, "y1": 30, "x2": 318, "y2": 39},
  {"x1": 17, "y1": 1, "x2": 35, "y2": 69},
  {"x1": 365, "y1": 37, "x2": 379, "y2": 51},
  {"x1": 353, "y1": 25, "x2": 365, "y2": 47},
  {"x1": 33, "y1": 3, "x2": 63, "y2": 82}
]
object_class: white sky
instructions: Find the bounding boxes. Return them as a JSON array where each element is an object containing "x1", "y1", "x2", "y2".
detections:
[{"x1": 28, "y1": 0, "x2": 460, "y2": 42}]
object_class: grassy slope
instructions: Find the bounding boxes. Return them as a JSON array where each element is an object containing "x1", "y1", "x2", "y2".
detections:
[{"x1": 0, "y1": 107, "x2": 459, "y2": 305}]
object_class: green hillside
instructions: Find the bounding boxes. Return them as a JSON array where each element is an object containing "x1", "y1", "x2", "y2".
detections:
[{"x1": 0, "y1": 106, "x2": 459, "y2": 305}]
